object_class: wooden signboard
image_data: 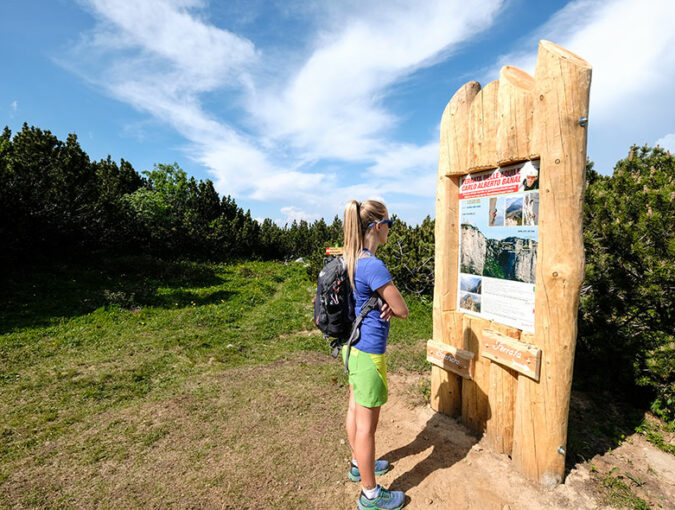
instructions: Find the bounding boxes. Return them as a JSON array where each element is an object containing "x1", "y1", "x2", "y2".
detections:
[
  {"x1": 426, "y1": 340, "x2": 475, "y2": 380},
  {"x1": 430, "y1": 40, "x2": 591, "y2": 486},
  {"x1": 325, "y1": 246, "x2": 344, "y2": 256},
  {"x1": 481, "y1": 329, "x2": 541, "y2": 381}
]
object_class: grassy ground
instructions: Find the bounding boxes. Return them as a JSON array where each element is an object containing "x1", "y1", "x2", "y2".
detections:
[
  {"x1": 3, "y1": 257, "x2": 671, "y2": 509},
  {"x1": 0, "y1": 257, "x2": 431, "y2": 507}
]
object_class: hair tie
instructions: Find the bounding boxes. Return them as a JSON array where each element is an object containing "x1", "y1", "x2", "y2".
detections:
[{"x1": 355, "y1": 201, "x2": 362, "y2": 231}]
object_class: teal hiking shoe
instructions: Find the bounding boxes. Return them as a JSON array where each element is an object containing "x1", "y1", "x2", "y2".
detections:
[
  {"x1": 357, "y1": 485, "x2": 405, "y2": 510},
  {"x1": 348, "y1": 460, "x2": 390, "y2": 482}
]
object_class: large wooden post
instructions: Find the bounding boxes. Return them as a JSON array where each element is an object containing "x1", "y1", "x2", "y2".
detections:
[
  {"x1": 428, "y1": 40, "x2": 591, "y2": 485},
  {"x1": 511, "y1": 41, "x2": 591, "y2": 486}
]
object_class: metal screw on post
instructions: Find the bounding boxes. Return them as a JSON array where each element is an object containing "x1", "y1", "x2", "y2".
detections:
[
  {"x1": 558, "y1": 446, "x2": 566, "y2": 455},
  {"x1": 578, "y1": 116, "x2": 588, "y2": 127}
]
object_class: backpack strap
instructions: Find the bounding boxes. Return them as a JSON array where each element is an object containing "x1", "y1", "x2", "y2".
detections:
[{"x1": 343, "y1": 293, "x2": 380, "y2": 373}]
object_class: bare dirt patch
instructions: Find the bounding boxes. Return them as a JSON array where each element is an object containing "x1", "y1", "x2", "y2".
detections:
[{"x1": 360, "y1": 372, "x2": 674, "y2": 509}]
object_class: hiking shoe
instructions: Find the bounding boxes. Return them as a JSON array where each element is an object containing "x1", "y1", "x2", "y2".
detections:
[
  {"x1": 348, "y1": 459, "x2": 390, "y2": 482},
  {"x1": 357, "y1": 485, "x2": 405, "y2": 510}
]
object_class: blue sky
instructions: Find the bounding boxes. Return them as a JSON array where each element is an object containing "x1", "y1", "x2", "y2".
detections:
[{"x1": 2, "y1": 0, "x2": 674, "y2": 225}]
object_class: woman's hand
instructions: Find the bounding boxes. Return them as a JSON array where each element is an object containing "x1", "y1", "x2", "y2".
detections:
[
  {"x1": 379, "y1": 302, "x2": 394, "y2": 322},
  {"x1": 377, "y1": 282, "x2": 409, "y2": 319}
]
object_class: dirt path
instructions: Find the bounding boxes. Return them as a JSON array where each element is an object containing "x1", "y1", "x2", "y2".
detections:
[{"x1": 331, "y1": 371, "x2": 675, "y2": 510}]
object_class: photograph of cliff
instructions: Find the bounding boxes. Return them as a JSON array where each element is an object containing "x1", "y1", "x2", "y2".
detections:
[
  {"x1": 523, "y1": 192, "x2": 539, "y2": 226},
  {"x1": 460, "y1": 292, "x2": 481, "y2": 313},
  {"x1": 488, "y1": 197, "x2": 505, "y2": 226},
  {"x1": 460, "y1": 224, "x2": 486, "y2": 275},
  {"x1": 460, "y1": 224, "x2": 537, "y2": 283}
]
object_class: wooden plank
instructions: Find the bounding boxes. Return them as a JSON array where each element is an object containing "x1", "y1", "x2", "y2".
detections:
[
  {"x1": 432, "y1": 81, "x2": 479, "y2": 417},
  {"x1": 430, "y1": 311, "x2": 463, "y2": 416},
  {"x1": 467, "y1": 80, "x2": 500, "y2": 172},
  {"x1": 435, "y1": 175, "x2": 460, "y2": 313},
  {"x1": 325, "y1": 246, "x2": 343, "y2": 256},
  {"x1": 485, "y1": 322, "x2": 520, "y2": 456},
  {"x1": 427, "y1": 339, "x2": 474, "y2": 380},
  {"x1": 482, "y1": 329, "x2": 542, "y2": 381},
  {"x1": 445, "y1": 82, "x2": 481, "y2": 176},
  {"x1": 496, "y1": 65, "x2": 536, "y2": 165},
  {"x1": 461, "y1": 315, "x2": 491, "y2": 434},
  {"x1": 512, "y1": 40, "x2": 591, "y2": 487}
]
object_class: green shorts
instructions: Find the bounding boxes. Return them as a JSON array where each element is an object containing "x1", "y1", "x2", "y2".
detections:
[{"x1": 342, "y1": 346, "x2": 388, "y2": 408}]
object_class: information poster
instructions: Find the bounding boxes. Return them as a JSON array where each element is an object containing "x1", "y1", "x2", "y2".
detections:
[{"x1": 457, "y1": 161, "x2": 540, "y2": 333}]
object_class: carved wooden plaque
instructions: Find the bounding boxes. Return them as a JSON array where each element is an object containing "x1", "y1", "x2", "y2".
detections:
[
  {"x1": 427, "y1": 340, "x2": 475, "y2": 380},
  {"x1": 481, "y1": 329, "x2": 541, "y2": 381}
]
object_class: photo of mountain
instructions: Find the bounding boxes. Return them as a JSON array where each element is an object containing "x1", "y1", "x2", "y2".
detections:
[
  {"x1": 460, "y1": 292, "x2": 481, "y2": 313},
  {"x1": 505, "y1": 197, "x2": 523, "y2": 226},
  {"x1": 460, "y1": 275, "x2": 482, "y2": 294},
  {"x1": 461, "y1": 224, "x2": 537, "y2": 283}
]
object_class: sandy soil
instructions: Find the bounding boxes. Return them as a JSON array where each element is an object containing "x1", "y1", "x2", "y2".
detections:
[{"x1": 327, "y1": 372, "x2": 675, "y2": 510}]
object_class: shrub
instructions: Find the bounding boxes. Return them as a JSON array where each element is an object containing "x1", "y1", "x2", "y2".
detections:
[{"x1": 578, "y1": 147, "x2": 674, "y2": 422}]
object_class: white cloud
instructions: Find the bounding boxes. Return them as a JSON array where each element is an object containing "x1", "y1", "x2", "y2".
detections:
[
  {"x1": 493, "y1": 0, "x2": 675, "y2": 172},
  {"x1": 280, "y1": 206, "x2": 317, "y2": 225},
  {"x1": 62, "y1": 0, "x2": 506, "y2": 223},
  {"x1": 369, "y1": 141, "x2": 439, "y2": 179},
  {"x1": 255, "y1": 1, "x2": 504, "y2": 162},
  {"x1": 10, "y1": 100, "x2": 18, "y2": 112},
  {"x1": 78, "y1": 0, "x2": 257, "y2": 91},
  {"x1": 656, "y1": 133, "x2": 675, "y2": 152}
]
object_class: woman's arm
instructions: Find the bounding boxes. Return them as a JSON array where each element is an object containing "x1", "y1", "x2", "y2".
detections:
[{"x1": 376, "y1": 281, "x2": 408, "y2": 320}]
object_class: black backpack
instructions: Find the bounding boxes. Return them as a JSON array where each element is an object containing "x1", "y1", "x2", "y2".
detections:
[{"x1": 313, "y1": 256, "x2": 379, "y2": 370}]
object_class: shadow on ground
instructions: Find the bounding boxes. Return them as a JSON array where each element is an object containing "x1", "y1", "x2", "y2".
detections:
[
  {"x1": 0, "y1": 256, "x2": 228, "y2": 333},
  {"x1": 383, "y1": 413, "x2": 477, "y2": 495},
  {"x1": 566, "y1": 390, "x2": 648, "y2": 474}
]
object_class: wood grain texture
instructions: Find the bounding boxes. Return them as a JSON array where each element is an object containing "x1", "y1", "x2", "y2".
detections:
[
  {"x1": 427, "y1": 340, "x2": 475, "y2": 380},
  {"x1": 468, "y1": 80, "x2": 500, "y2": 172},
  {"x1": 460, "y1": 315, "x2": 492, "y2": 434},
  {"x1": 484, "y1": 323, "x2": 520, "y2": 456},
  {"x1": 511, "y1": 40, "x2": 591, "y2": 487},
  {"x1": 482, "y1": 329, "x2": 542, "y2": 381},
  {"x1": 496, "y1": 66, "x2": 536, "y2": 165},
  {"x1": 445, "y1": 82, "x2": 482, "y2": 176},
  {"x1": 432, "y1": 82, "x2": 480, "y2": 416},
  {"x1": 430, "y1": 311, "x2": 463, "y2": 416}
]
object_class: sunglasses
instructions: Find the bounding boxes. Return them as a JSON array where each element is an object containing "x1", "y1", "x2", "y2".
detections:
[{"x1": 367, "y1": 219, "x2": 394, "y2": 228}]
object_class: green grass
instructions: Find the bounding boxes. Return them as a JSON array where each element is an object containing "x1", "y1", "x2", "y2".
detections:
[
  {"x1": 600, "y1": 471, "x2": 650, "y2": 510},
  {"x1": 0, "y1": 256, "x2": 432, "y2": 505},
  {"x1": 636, "y1": 417, "x2": 675, "y2": 455},
  {"x1": 1, "y1": 259, "x2": 316, "y2": 454}
]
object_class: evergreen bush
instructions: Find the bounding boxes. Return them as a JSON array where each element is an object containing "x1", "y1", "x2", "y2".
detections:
[{"x1": 578, "y1": 147, "x2": 674, "y2": 422}]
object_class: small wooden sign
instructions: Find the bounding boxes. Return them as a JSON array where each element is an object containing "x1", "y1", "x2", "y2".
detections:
[
  {"x1": 427, "y1": 340, "x2": 475, "y2": 380},
  {"x1": 481, "y1": 329, "x2": 542, "y2": 381},
  {"x1": 325, "y1": 246, "x2": 344, "y2": 256}
]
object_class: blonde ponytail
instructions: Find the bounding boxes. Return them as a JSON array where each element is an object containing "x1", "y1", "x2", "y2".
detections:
[{"x1": 343, "y1": 199, "x2": 388, "y2": 287}]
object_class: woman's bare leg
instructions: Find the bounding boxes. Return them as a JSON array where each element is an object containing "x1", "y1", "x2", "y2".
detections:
[
  {"x1": 346, "y1": 386, "x2": 357, "y2": 460},
  {"x1": 354, "y1": 402, "x2": 381, "y2": 489}
]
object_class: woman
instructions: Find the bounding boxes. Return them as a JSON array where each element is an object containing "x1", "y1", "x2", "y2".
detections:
[{"x1": 342, "y1": 199, "x2": 409, "y2": 510}]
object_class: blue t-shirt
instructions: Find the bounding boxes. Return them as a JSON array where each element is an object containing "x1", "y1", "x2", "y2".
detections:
[{"x1": 353, "y1": 253, "x2": 392, "y2": 354}]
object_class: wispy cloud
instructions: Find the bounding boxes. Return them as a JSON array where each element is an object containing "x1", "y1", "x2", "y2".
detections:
[
  {"x1": 62, "y1": 0, "x2": 505, "y2": 223},
  {"x1": 493, "y1": 0, "x2": 675, "y2": 171},
  {"x1": 254, "y1": 1, "x2": 504, "y2": 162}
]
